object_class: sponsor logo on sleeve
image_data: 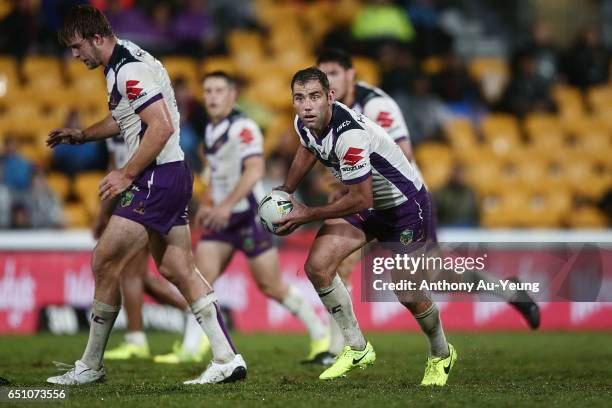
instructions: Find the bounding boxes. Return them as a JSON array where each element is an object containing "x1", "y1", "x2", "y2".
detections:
[
  {"x1": 375, "y1": 111, "x2": 394, "y2": 129},
  {"x1": 239, "y1": 128, "x2": 254, "y2": 144},
  {"x1": 341, "y1": 147, "x2": 367, "y2": 172},
  {"x1": 126, "y1": 80, "x2": 144, "y2": 101}
]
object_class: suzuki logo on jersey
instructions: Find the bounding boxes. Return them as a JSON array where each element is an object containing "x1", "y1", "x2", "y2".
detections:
[
  {"x1": 126, "y1": 80, "x2": 143, "y2": 101},
  {"x1": 376, "y1": 111, "x2": 394, "y2": 129},
  {"x1": 240, "y1": 128, "x2": 254, "y2": 144},
  {"x1": 343, "y1": 147, "x2": 364, "y2": 166}
]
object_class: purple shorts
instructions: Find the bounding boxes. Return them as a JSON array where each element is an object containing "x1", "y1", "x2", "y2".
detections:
[
  {"x1": 344, "y1": 186, "x2": 435, "y2": 245},
  {"x1": 113, "y1": 161, "x2": 193, "y2": 235},
  {"x1": 201, "y1": 208, "x2": 274, "y2": 258}
]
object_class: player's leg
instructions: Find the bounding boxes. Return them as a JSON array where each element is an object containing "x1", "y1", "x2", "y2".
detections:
[
  {"x1": 247, "y1": 247, "x2": 329, "y2": 362},
  {"x1": 153, "y1": 240, "x2": 234, "y2": 364},
  {"x1": 303, "y1": 220, "x2": 376, "y2": 380},
  {"x1": 143, "y1": 273, "x2": 188, "y2": 310},
  {"x1": 327, "y1": 224, "x2": 361, "y2": 358},
  {"x1": 149, "y1": 225, "x2": 246, "y2": 384},
  {"x1": 104, "y1": 248, "x2": 150, "y2": 360},
  {"x1": 47, "y1": 216, "x2": 149, "y2": 385}
]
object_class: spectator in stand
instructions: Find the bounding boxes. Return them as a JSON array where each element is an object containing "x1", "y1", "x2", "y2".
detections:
[
  {"x1": 0, "y1": 0, "x2": 40, "y2": 57},
  {"x1": 351, "y1": 0, "x2": 416, "y2": 58},
  {"x1": 500, "y1": 51, "x2": 556, "y2": 118},
  {"x1": 0, "y1": 137, "x2": 33, "y2": 193},
  {"x1": 564, "y1": 26, "x2": 611, "y2": 89},
  {"x1": 393, "y1": 72, "x2": 450, "y2": 145},
  {"x1": 406, "y1": 0, "x2": 452, "y2": 58},
  {"x1": 434, "y1": 164, "x2": 480, "y2": 227},
  {"x1": 50, "y1": 110, "x2": 109, "y2": 176},
  {"x1": 28, "y1": 168, "x2": 64, "y2": 229},
  {"x1": 514, "y1": 22, "x2": 561, "y2": 84},
  {"x1": 10, "y1": 202, "x2": 29, "y2": 229},
  {"x1": 432, "y1": 51, "x2": 482, "y2": 114}
]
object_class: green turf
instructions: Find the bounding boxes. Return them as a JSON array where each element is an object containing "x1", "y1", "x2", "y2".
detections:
[{"x1": 1, "y1": 332, "x2": 611, "y2": 407}]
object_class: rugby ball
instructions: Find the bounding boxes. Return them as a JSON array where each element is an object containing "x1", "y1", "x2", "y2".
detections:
[{"x1": 258, "y1": 190, "x2": 293, "y2": 236}]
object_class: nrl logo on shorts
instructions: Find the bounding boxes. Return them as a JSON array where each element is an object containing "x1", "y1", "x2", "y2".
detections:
[
  {"x1": 120, "y1": 191, "x2": 134, "y2": 207},
  {"x1": 400, "y1": 229, "x2": 413, "y2": 245}
]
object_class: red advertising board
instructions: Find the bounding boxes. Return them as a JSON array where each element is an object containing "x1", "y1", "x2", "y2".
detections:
[{"x1": 1, "y1": 248, "x2": 612, "y2": 333}]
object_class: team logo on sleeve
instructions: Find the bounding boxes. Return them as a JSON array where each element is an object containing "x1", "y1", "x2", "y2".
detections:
[
  {"x1": 375, "y1": 111, "x2": 394, "y2": 129},
  {"x1": 126, "y1": 80, "x2": 143, "y2": 101},
  {"x1": 239, "y1": 128, "x2": 254, "y2": 144},
  {"x1": 343, "y1": 147, "x2": 364, "y2": 166}
]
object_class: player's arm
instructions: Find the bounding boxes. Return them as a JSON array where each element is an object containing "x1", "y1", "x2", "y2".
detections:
[
  {"x1": 99, "y1": 98, "x2": 174, "y2": 201},
  {"x1": 396, "y1": 138, "x2": 414, "y2": 162},
  {"x1": 275, "y1": 177, "x2": 372, "y2": 234},
  {"x1": 47, "y1": 114, "x2": 120, "y2": 147},
  {"x1": 277, "y1": 145, "x2": 317, "y2": 193}
]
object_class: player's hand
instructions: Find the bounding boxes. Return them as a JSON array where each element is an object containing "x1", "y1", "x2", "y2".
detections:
[
  {"x1": 195, "y1": 205, "x2": 212, "y2": 229},
  {"x1": 202, "y1": 204, "x2": 232, "y2": 232},
  {"x1": 46, "y1": 128, "x2": 85, "y2": 148},
  {"x1": 274, "y1": 195, "x2": 311, "y2": 235},
  {"x1": 99, "y1": 169, "x2": 134, "y2": 201}
]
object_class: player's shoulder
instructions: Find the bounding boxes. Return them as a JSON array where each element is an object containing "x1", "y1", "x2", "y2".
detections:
[
  {"x1": 331, "y1": 102, "x2": 366, "y2": 136},
  {"x1": 106, "y1": 40, "x2": 149, "y2": 74},
  {"x1": 355, "y1": 81, "x2": 388, "y2": 105},
  {"x1": 228, "y1": 110, "x2": 262, "y2": 137}
]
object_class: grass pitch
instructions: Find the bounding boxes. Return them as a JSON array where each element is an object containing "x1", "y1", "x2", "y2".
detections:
[{"x1": 1, "y1": 331, "x2": 611, "y2": 407}]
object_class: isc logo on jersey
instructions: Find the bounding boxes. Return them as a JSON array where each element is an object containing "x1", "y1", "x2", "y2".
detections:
[{"x1": 341, "y1": 147, "x2": 366, "y2": 171}]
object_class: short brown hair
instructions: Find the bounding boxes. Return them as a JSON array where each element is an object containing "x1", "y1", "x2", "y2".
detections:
[
  {"x1": 58, "y1": 5, "x2": 114, "y2": 46},
  {"x1": 291, "y1": 67, "x2": 330, "y2": 93}
]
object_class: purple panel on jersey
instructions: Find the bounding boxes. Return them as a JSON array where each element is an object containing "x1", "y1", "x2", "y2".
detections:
[
  {"x1": 370, "y1": 152, "x2": 419, "y2": 199},
  {"x1": 344, "y1": 186, "x2": 435, "y2": 244},
  {"x1": 134, "y1": 92, "x2": 163, "y2": 114},
  {"x1": 113, "y1": 160, "x2": 193, "y2": 235},
  {"x1": 200, "y1": 206, "x2": 274, "y2": 258}
]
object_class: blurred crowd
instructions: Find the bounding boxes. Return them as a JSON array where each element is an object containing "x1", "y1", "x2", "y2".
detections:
[{"x1": 0, "y1": 0, "x2": 611, "y2": 229}]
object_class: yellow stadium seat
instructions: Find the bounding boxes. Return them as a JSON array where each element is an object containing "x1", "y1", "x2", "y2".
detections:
[
  {"x1": 468, "y1": 57, "x2": 510, "y2": 103},
  {"x1": 415, "y1": 142, "x2": 453, "y2": 167},
  {"x1": 74, "y1": 171, "x2": 105, "y2": 203},
  {"x1": 523, "y1": 113, "x2": 567, "y2": 151},
  {"x1": 466, "y1": 159, "x2": 502, "y2": 195},
  {"x1": 227, "y1": 30, "x2": 265, "y2": 56},
  {"x1": 162, "y1": 56, "x2": 199, "y2": 83},
  {"x1": 242, "y1": 76, "x2": 292, "y2": 110},
  {"x1": 444, "y1": 118, "x2": 477, "y2": 150},
  {"x1": 47, "y1": 172, "x2": 71, "y2": 201},
  {"x1": 480, "y1": 114, "x2": 522, "y2": 156},
  {"x1": 353, "y1": 57, "x2": 380, "y2": 86},
  {"x1": 566, "y1": 206, "x2": 608, "y2": 228},
  {"x1": 587, "y1": 84, "x2": 612, "y2": 112},
  {"x1": 4, "y1": 102, "x2": 46, "y2": 136},
  {"x1": 64, "y1": 203, "x2": 90, "y2": 228},
  {"x1": 19, "y1": 143, "x2": 50, "y2": 167},
  {"x1": 201, "y1": 56, "x2": 236, "y2": 77},
  {"x1": 22, "y1": 56, "x2": 62, "y2": 82},
  {"x1": 480, "y1": 191, "x2": 527, "y2": 228},
  {"x1": 570, "y1": 130, "x2": 611, "y2": 163},
  {"x1": 421, "y1": 57, "x2": 444, "y2": 76},
  {"x1": 552, "y1": 84, "x2": 585, "y2": 122},
  {"x1": 420, "y1": 160, "x2": 452, "y2": 192},
  {"x1": 264, "y1": 116, "x2": 293, "y2": 157}
]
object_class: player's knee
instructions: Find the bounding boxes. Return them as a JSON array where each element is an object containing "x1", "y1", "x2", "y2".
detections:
[
  {"x1": 256, "y1": 280, "x2": 281, "y2": 300},
  {"x1": 304, "y1": 258, "x2": 330, "y2": 282}
]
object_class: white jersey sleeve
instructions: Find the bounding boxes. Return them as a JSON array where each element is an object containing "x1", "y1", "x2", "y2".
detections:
[
  {"x1": 362, "y1": 96, "x2": 410, "y2": 143},
  {"x1": 116, "y1": 62, "x2": 164, "y2": 114},
  {"x1": 335, "y1": 129, "x2": 372, "y2": 185},
  {"x1": 229, "y1": 118, "x2": 264, "y2": 162}
]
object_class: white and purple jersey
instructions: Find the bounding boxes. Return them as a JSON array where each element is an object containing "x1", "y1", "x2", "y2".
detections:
[
  {"x1": 294, "y1": 102, "x2": 423, "y2": 210},
  {"x1": 352, "y1": 81, "x2": 410, "y2": 144},
  {"x1": 204, "y1": 109, "x2": 265, "y2": 213},
  {"x1": 105, "y1": 39, "x2": 183, "y2": 166}
]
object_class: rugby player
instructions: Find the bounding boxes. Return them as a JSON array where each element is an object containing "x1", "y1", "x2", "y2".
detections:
[
  {"x1": 317, "y1": 50, "x2": 540, "y2": 356},
  {"x1": 275, "y1": 67, "x2": 457, "y2": 385},
  {"x1": 154, "y1": 71, "x2": 330, "y2": 364},
  {"x1": 98, "y1": 134, "x2": 208, "y2": 363},
  {"x1": 45, "y1": 5, "x2": 245, "y2": 385}
]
